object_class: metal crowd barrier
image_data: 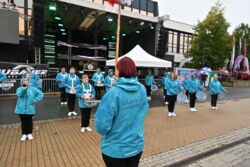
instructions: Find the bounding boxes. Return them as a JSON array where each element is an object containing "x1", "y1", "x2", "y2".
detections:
[{"x1": 0, "y1": 78, "x2": 163, "y2": 96}]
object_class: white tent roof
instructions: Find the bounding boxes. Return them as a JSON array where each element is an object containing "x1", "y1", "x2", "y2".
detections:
[{"x1": 106, "y1": 45, "x2": 172, "y2": 68}]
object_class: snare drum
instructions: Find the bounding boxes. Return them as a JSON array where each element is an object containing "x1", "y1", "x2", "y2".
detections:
[
  {"x1": 177, "y1": 93, "x2": 187, "y2": 104},
  {"x1": 196, "y1": 91, "x2": 206, "y2": 102},
  {"x1": 84, "y1": 100, "x2": 100, "y2": 107},
  {"x1": 218, "y1": 92, "x2": 228, "y2": 101}
]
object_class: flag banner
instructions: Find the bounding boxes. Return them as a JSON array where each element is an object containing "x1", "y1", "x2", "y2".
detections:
[
  {"x1": 230, "y1": 36, "x2": 235, "y2": 70},
  {"x1": 108, "y1": 0, "x2": 133, "y2": 6}
]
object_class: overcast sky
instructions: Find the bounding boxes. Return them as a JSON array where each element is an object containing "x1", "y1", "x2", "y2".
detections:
[{"x1": 156, "y1": 0, "x2": 250, "y2": 34}]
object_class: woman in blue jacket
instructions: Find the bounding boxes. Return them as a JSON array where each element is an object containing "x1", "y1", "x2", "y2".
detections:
[
  {"x1": 56, "y1": 67, "x2": 68, "y2": 105},
  {"x1": 76, "y1": 74, "x2": 96, "y2": 132},
  {"x1": 104, "y1": 69, "x2": 115, "y2": 92},
  {"x1": 145, "y1": 70, "x2": 155, "y2": 101},
  {"x1": 209, "y1": 74, "x2": 226, "y2": 110},
  {"x1": 0, "y1": 72, "x2": 7, "y2": 82},
  {"x1": 182, "y1": 73, "x2": 190, "y2": 103},
  {"x1": 165, "y1": 72, "x2": 182, "y2": 117},
  {"x1": 162, "y1": 72, "x2": 169, "y2": 105},
  {"x1": 15, "y1": 77, "x2": 44, "y2": 141},
  {"x1": 92, "y1": 68, "x2": 104, "y2": 100},
  {"x1": 95, "y1": 57, "x2": 149, "y2": 167},
  {"x1": 64, "y1": 67, "x2": 80, "y2": 117},
  {"x1": 187, "y1": 74, "x2": 204, "y2": 112}
]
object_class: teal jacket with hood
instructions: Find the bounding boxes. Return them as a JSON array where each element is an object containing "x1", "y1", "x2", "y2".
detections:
[
  {"x1": 145, "y1": 74, "x2": 155, "y2": 86},
  {"x1": 187, "y1": 78, "x2": 203, "y2": 93},
  {"x1": 95, "y1": 77, "x2": 149, "y2": 158},
  {"x1": 209, "y1": 80, "x2": 224, "y2": 95},
  {"x1": 92, "y1": 72, "x2": 104, "y2": 86},
  {"x1": 165, "y1": 78, "x2": 182, "y2": 95},
  {"x1": 104, "y1": 69, "x2": 115, "y2": 91},
  {"x1": 15, "y1": 86, "x2": 44, "y2": 115},
  {"x1": 76, "y1": 82, "x2": 96, "y2": 108},
  {"x1": 56, "y1": 72, "x2": 68, "y2": 88}
]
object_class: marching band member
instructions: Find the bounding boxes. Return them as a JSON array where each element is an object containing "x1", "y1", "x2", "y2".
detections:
[
  {"x1": 56, "y1": 67, "x2": 68, "y2": 105},
  {"x1": 104, "y1": 69, "x2": 115, "y2": 92},
  {"x1": 76, "y1": 75, "x2": 96, "y2": 132},
  {"x1": 162, "y1": 71, "x2": 169, "y2": 104},
  {"x1": 145, "y1": 70, "x2": 155, "y2": 101},
  {"x1": 15, "y1": 77, "x2": 44, "y2": 141},
  {"x1": 95, "y1": 57, "x2": 148, "y2": 167},
  {"x1": 0, "y1": 72, "x2": 7, "y2": 82},
  {"x1": 92, "y1": 68, "x2": 104, "y2": 100},
  {"x1": 209, "y1": 74, "x2": 226, "y2": 110},
  {"x1": 65, "y1": 67, "x2": 80, "y2": 117},
  {"x1": 165, "y1": 72, "x2": 182, "y2": 117},
  {"x1": 182, "y1": 73, "x2": 190, "y2": 103},
  {"x1": 186, "y1": 74, "x2": 204, "y2": 112}
]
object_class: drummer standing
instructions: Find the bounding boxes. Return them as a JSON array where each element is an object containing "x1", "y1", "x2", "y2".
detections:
[
  {"x1": 76, "y1": 75, "x2": 96, "y2": 132},
  {"x1": 186, "y1": 74, "x2": 204, "y2": 112},
  {"x1": 145, "y1": 70, "x2": 155, "y2": 101},
  {"x1": 92, "y1": 68, "x2": 104, "y2": 100},
  {"x1": 65, "y1": 67, "x2": 80, "y2": 117},
  {"x1": 104, "y1": 69, "x2": 115, "y2": 92},
  {"x1": 56, "y1": 67, "x2": 68, "y2": 105},
  {"x1": 162, "y1": 71, "x2": 169, "y2": 105},
  {"x1": 182, "y1": 73, "x2": 190, "y2": 103},
  {"x1": 209, "y1": 74, "x2": 226, "y2": 110}
]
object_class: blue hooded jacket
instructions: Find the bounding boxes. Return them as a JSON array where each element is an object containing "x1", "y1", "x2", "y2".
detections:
[
  {"x1": 182, "y1": 78, "x2": 190, "y2": 90},
  {"x1": 15, "y1": 86, "x2": 44, "y2": 115},
  {"x1": 187, "y1": 78, "x2": 203, "y2": 93},
  {"x1": 64, "y1": 74, "x2": 80, "y2": 94},
  {"x1": 56, "y1": 72, "x2": 68, "y2": 88},
  {"x1": 104, "y1": 70, "x2": 115, "y2": 91},
  {"x1": 0, "y1": 72, "x2": 7, "y2": 81},
  {"x1": 92, "y1": 72, "x2": 104, "y2": 86},
  {"x1": 95, "y1": 77, "x2": 149, "y2": 158},
  {"x1": 76, "y1": 82, "x2": 96, "y2": 108},
  {"x1": 145, "y1": 74, "x2": 155, "y2": 86},
  {"x1": 209, "y1": 80, "x2": 224, "y2": 95},
  {"x1": 162, "y1": 76, "x2": 170, "y2": 90},
  {"x1": 166, "y1": 78, "x2": 182, "y2": 95}
]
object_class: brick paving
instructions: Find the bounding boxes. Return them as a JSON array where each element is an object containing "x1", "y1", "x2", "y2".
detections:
[{"x1": 1, "y1": 98, "x2": 250, "y2": 167}]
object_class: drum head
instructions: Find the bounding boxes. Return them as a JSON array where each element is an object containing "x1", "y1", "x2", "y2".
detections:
[
  {"x1": 218, "y1": 92, "x2": 229, "y2": 101},
  {"x1": 196, "y1": 91, "x2": 206, "y2": 102},
  {"x1": 84, "y1": 100, "x2": 100, "y2": 107},
  {"x1": 151, "y1": 85, "x2": 158, "y2": 92},
  {"x1": 177, "y1": 93, "x2": 187, "y2": 104}
]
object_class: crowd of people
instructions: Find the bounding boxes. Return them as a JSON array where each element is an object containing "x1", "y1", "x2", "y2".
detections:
[{"x1": 0, "y1": 59, "x2": 227, "y2": 167}]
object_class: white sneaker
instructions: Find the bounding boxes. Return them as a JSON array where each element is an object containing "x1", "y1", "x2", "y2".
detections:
[
  {"x1": 60, "y1": 102, "x2": 64, "y2": 105},
  {"x1": 68, "y1": 112, "x2": 72, "y2": 117},
  {"x1": 190, "y1": 108, "x2": 197, "y2": 112},
  {"x1": 185, "y1": 100, "x2": 189, "y2": 103},
  {"x1": 72, "y1": 111, "x2": 77, "y2": 116},
  {"x1": 172, "y1": 112, "x2": 177, "y2": 117},
  {"x1": 168, "y1": 112, "x2": 172, "y2": 117},
  {"x1": 215, "y1": 107, "x2": 219, "y2": 110},
  {"x1": 27, "y1": 134, "x2": 33, "y2": 140},
  {"x1": 193, "y1": 108, "x2": 198, "y2": 112},
  {"x1": 80, "y1": 127, "x2": 85, "y2": 133},
  {"x1": 85, "y1": 127, "x2": 92, "y2": 132},
  {"x1": 64, "y1": 102, "x2": 67, "y2": 105},
  {"x1": 165, "y1": 101, "x2": 169, "y2": 105},
  {"x1": 211, "y1": 107, "x2": 215, "y2": 110},
  {"x1": 20, "y1": 135, "x2": 27, "y2": 141}
]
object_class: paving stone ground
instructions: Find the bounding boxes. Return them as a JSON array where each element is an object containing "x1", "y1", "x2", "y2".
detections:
[{"x1": 1, "y1": 98, "x2": 250, "y2": 167}]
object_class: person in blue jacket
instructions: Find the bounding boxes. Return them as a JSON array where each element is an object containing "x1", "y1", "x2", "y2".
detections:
[
  {"x1": 187, "y1": 74, "x2": 204, "y2": 112},
  {"x1": 182, "y1": 73, "x2": 190, "y2": 103},
  {"x1": 0, "y1": 72, "x2": 7, "y2": 82},
  {"x1": 95, "y1": 57, "x2": 149, "y2": 167},
  {"x1": 145, "y1": 70, "x2": 155, "y2": 101},
  {"x1": 76, "y1": 74, "x2": 96, "y2": 132},
  {"x1": 162, "y1": 71, "x2": 169, "y2": 105},
  {"x1": 165, "y1": 72, "x2": 182, "y2": 117},
  {"x1": 15, "y1": 77, "x2": 44, "y2": 141},
  {"x1": 209, "y1": 74, "x2": 226, "y2": 110},
  {"x1": 56, "y1": 67, "x2": 68, "y2": 105},
  {"x1": 92, "y1": 68, "x2": 104, "y2": 100},
  {"x1": 104, "y1": 69, "x2": 115, "y2": 92},
  {"x1": 64, "y1": 67, "x2": 80, "y2": 117}
]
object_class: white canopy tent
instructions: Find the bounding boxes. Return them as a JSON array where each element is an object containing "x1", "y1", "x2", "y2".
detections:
[{"x1": 106, "y1": 45, "x2": 172, "y2": 68}]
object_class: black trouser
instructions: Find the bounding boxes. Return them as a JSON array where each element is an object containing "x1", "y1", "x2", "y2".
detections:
[
  {"x1": 19, "y1": 114, "x2": 33, "y2": 135},
  {"x1": 146, "y1": 86, "x2": 151, "y2": 97},
  {"x1": 102, "y1": 152, "x2": 142, "y2": 167},
  {"x1": 164, "y1": 89, "x2": 168, "y2": 102},
  {"x1": 185, "y1": 90, "x2": 189, "y2": 99},
  {"x1": 211, "y1": 94, "x2": 218, "y2": 107},
  {"x1": 167, "y1": 95, "x2": 177, "y2": 113},
  {"x1": 95, "y1": 86, "x2": 102, "y2": 100},
  {"x1": 67, "y1": 93, "x2": 76, "y2": 112},
  {"x1": 59, "y1": 87, "x2": 67, "y2": 102},
  {"x1": 189, "y1": 93, "x2": 196, "y2": 108},
  {"x1": 80, "y1": 108, "x2": 91, "y2": 127}
]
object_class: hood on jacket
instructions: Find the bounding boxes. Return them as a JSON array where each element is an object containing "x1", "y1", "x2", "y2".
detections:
[
  {"x1": 108, "y1": 69, "x2": 114, "y2": 76},
  {"x1": 114, "y1": 77, "x2": 141, "y2": 92}
]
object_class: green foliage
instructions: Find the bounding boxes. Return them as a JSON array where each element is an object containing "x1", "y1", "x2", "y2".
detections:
[
  {"x1": 188, "y1": 2, "x2": 231, "y2": 69},
  {"x1": 233, "y1": 23, "x2": 250, "y2": 58}
]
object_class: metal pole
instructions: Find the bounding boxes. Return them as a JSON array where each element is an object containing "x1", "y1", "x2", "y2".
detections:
[{"x1": 115, "y1": 4, "x2": 121, "y2": 76}]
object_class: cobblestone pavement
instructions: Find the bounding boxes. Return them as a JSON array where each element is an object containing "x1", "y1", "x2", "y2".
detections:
[{"x1": 1, "y1": 99, "x2": 250, "y2": 166}]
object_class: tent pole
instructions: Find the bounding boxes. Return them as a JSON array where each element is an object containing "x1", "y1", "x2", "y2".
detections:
[{"x1": 115, "y1": 3, "x2": 121, "y2": 76}]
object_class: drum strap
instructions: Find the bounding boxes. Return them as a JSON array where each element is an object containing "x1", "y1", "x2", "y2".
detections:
[
  {"x1": 69, "y1": 75, "x2": 76, "y2": 87},
  {"x1": 82, "y1": 83, "x2": 92, "y2": 95}
]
